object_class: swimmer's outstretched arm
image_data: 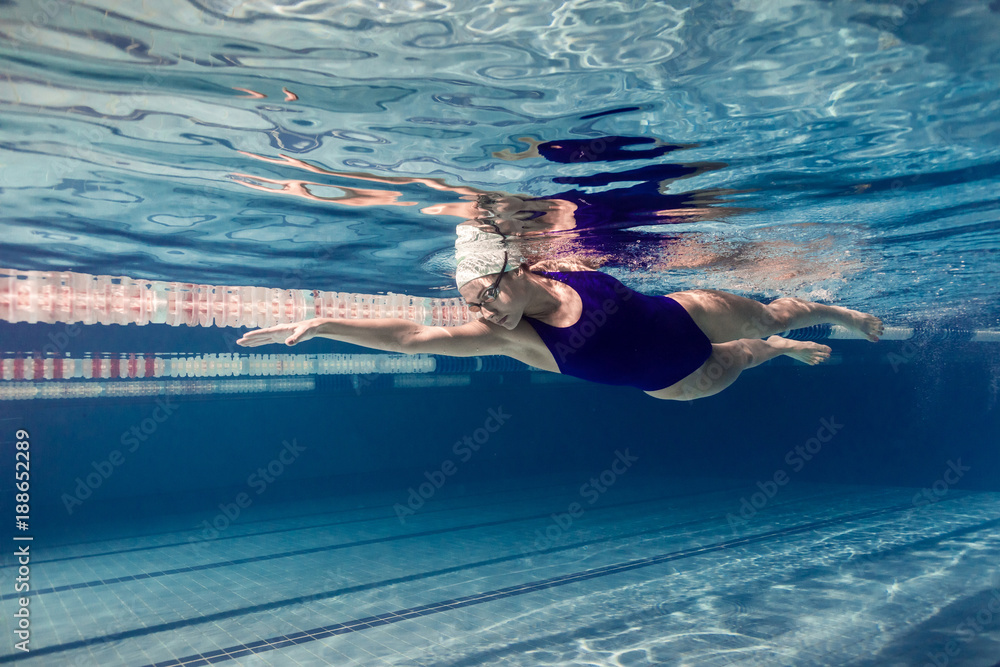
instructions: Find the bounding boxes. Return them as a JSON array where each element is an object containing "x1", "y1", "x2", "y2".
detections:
[
  {"x1": 236, "y1": 317, "x2": 508, "y2": 357},
  {"x1": 237, "y1": 151, "x2": 487, "y2": 197}
]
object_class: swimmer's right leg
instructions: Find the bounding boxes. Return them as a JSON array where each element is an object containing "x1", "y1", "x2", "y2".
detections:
[{"x1": 644, "y1": 337, "x2": 831, "y2": 401}]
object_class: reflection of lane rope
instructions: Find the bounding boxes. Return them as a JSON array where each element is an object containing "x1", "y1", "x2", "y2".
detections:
[
  {"x1": 0, "y1": 354, "x2": 538, "y2": 400},
  {"x1": 0, "y1": 268, "x2": 473, "y2": 328},
  {"x1": 0, "y1": 353, "x2": 436, "y2": 381},
  {"x1": 783, "y1": 324, "x2": 1000, "y2": 342},
  {"x1": 0, "y1": 377, "x2": 315, "y2": 400}
]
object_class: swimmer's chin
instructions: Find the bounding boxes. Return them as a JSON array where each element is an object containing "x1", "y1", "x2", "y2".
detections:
[
  {"x1": 480, "y1": 314, "x2": 518, "y2": 329},
  {"x1": 497, "y1": 314, "x2": 518, "y2": 329}
]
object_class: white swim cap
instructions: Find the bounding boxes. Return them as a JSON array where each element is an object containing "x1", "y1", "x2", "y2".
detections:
[{"x1": 454, "y1": 224, "x2": 523, "y2": 288}]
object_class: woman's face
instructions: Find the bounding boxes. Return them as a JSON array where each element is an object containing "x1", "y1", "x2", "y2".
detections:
[
  {"x1": 476, "y1": 193, "x2": 527, "y2": 217},
  {"x1": 491, "y1": 194, "x2": 526, "y2": 215},
  {"x1": 472, "y1": 217, "x2": 543, "y2": 237},
  {"x1": 459, "y1": 269, "x2": 525, "y2": 330}
]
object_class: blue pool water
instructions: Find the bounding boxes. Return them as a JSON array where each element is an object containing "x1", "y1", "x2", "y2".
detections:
[{"x1": 1, "y1": 0, "x2": 999, "y2": 665}]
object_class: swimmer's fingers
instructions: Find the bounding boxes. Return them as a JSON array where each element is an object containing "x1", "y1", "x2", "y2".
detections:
[
  {"x1": 235, "y1": 325, "x2": 291, "y2": 347},
  {"x1": 284, "y1": 320, "x2": 324, "y2": 346},
  {"x1": 236, "y1": 321, "x2": 317, "y2": 347}
]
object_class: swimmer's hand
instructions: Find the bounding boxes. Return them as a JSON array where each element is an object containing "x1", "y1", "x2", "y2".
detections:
[{"x1": 236, "y1": 319, "x2": 325, "y2": 347}]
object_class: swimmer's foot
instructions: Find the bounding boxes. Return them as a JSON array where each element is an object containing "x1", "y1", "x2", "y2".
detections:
[
  {"x1": 841, "y1": 308, "x2": 884, "y2": 342},
  {"x1": 766, "y1": 336, "x2": 832, "y2": 365}
]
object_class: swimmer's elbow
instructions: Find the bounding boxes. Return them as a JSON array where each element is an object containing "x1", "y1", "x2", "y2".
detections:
[
  {"x1": 397, "y1": 326, "x2": 452, "y2": 355},
  {"x1": 399, "y1": 324, "x2": 500, "y2": 357},
  {"x1": 395, "y1": 325, "x2": 433, "y2": 354}
]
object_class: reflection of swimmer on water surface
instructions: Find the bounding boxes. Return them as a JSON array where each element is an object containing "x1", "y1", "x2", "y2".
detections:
[
  {"x1": 492, "y1": 135, "x2": 697, "y2": 163},
  {"x1": 471, "y1": 161, "x2": 733, "y2": 237},
  {"x1": 232, "y1": 149, "x2": 737, "y2": 237}
]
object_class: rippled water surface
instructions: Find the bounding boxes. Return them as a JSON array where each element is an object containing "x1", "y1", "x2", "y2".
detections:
[{"x1": 1, "y1": 0, "x2": 999, "y2": 325}]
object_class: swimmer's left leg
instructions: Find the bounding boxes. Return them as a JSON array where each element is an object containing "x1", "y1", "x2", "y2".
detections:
[
  {"x1": 645, "y1": 337, "x2": 831, "y2": 401},
  {"x1": 668, "y1": 289, "x2": 884, "y2": 343}
]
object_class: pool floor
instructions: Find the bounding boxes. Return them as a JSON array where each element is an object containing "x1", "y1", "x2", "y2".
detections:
[{"x1": 4, "y1": 472, "x2": 1000, "y2": 666}]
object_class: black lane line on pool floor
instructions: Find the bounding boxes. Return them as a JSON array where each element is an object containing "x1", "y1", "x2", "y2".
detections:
[
  {"x1": 135, "y1": 501, "x2": 973, "y2": 667},
  {"x1": 5, "y1": 498, "x2": 980, "y2": 666},
  {"x1": 37, "y1": 475, "x2": 586, "y2": 553},
  {"x1": 26, "y1": 479, "x2": 600, "y2": 565},
  {"x1": 0, "y1": 487, "x2": 887, "y2": 664},
  {"x1": 0, "y1": 483, "x2": 757, "y2": 601}
]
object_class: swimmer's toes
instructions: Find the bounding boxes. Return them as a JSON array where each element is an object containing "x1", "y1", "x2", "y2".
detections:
[
  {"x1": 859, "y1": 313, "x2": 883, "y2": 342},
  {"x1": 781, "y1": 340, "x2": 831, "y2": 365}
]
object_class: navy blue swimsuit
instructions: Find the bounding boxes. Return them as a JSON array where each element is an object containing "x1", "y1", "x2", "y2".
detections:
[
  {"x1": 536, "y1": 136, "x2": 685, "y2": 164},
  {"x1": 529, "y1": 163, "x2": 703, "y2": 232},
  {"x1": 525, "y1": 271, "x2": 713, "y2": 391}
]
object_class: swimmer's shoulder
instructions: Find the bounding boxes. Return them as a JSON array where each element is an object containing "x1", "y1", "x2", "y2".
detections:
[{"x1": 529, "y1": 258, "x2": 601, "y2": 273}]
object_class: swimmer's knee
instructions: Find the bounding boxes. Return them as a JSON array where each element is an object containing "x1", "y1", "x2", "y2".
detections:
[
  {"x1": 645, "y1": 373, "x2": 704, "y2": 401},
  {"x1": 646, "y1": 391, "x2": 687, "y2": 401},
  {"x1": 713, "y1": 341, "x2": 754, "y2": 368},
  {"x1": 763, "y1": 300, "x2": 795, "y2": 330}
]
